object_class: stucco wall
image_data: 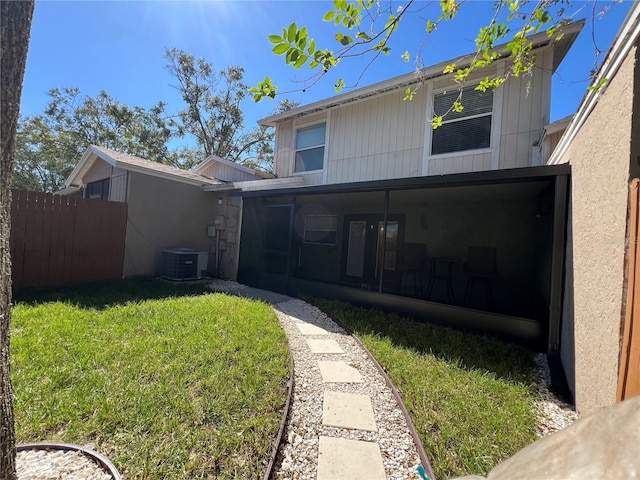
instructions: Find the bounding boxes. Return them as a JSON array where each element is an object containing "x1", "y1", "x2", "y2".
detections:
[
  {"x1": 558, "y1": 44, "x2": 637, "y2": 416},
  {"x1": 124, "y1": 173, "x2": 216, "y2": 277}
]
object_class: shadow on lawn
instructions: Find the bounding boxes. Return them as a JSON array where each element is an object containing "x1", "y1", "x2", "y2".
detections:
[
  {"x1": 13, "y1": 277, "x2": 213, "y2": 310},
  {"x1": 308, "y1": 297, "x2": 536, "y2": 384}
]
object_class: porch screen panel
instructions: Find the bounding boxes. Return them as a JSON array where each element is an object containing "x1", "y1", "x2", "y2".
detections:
[
  {"x1": 264, "y1": 205, "x2": 292, "y2": 275},
  {"x1": 264, "y1": 206, "x2": 291, "y2": 252},
  {"x1": 346, "y1": 221, "x2": 367, "y2": 277},
  {"x1": 377, "y1": 221, "x2": 398, "y2": 274}
]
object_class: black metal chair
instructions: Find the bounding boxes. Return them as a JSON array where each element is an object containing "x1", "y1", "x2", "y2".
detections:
[
  {"x1": 399, "y1": 243, "x2": 427, "y2": 298},
  {"x1": 464, "y1": 246, "x2": 496, "y2": 309}
]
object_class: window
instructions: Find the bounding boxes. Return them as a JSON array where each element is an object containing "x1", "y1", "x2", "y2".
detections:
[
  {"x1": 86, "y1": 178, "x2": 110, "y2": 200},
  {"x1": 295, "y1": 123, "x2": 326, "y2": 172},
  {"x1": 304, "y1": 214, "x2": 337, "y2": 245},
  {"x1": 431, "y1": 88, "x2": 493, "y2": 155}
]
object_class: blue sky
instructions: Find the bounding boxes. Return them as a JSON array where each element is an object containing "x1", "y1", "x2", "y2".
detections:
[{"x1": 21, "y1": 0, "x2": 633, "y2": 139}]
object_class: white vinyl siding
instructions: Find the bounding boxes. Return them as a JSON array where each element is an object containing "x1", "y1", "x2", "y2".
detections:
[
  {"x1": 326, "y1": 89, "x2": 425, "y2": 184},
  {"x1": 270, "y1": 45, "x2": 554, "y2": 181},
  {"x1": 109, "y1": 173, "x2": 127, "y2": 202},
  {"x1": 84, "y1": 160, "x2": 112, "y2": 184},
  {"x1": 498, "y1": 48, "x2": 552, "y2": 169},
  {"x1": 197, "y1": 163, "x2": 261, "y2": 182},
  {"x1": 274, "y1": 121, "x2": 294, "y2": 179},
  {"x1": 84, "y1": 163, "x2": 128, "y2": 202}
]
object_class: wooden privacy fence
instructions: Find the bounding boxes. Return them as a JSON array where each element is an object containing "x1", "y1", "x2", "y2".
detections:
[
  {"x1": 10, "y1": 189, "x2": 128, "y2": 291},
  {"x1": 618, "y1": 179, "x2": 640, "y2": 402}
]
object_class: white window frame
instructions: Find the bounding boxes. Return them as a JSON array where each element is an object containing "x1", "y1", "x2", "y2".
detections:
[
  {"x1": 293, "y1": 120, "x2": 327, "y2": 175},
  {"x1": 303, "y1": 214, "x2": 337, "y2": 246},
  {"x1": 428, "y1": 83, "x2": 495, "y2": 159}
]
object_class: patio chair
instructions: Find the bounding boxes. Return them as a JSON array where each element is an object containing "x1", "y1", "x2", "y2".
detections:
[
  {"x1": 464, "y1": 246, "x2": 496, "y2": 309},
  {"x1": 399, "y1": 243, "x2": 427, "y2": 297}
]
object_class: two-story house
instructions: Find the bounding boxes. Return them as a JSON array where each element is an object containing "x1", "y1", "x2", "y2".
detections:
[
  {"x1": 61, "y1": 10, "x2": 640, "y2": 417},
  {"x1": 234, "y1": 21, "x2": 584, "y2": 354}
]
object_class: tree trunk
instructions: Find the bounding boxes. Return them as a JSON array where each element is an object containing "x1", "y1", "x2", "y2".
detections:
[{"x1": 1, "y1": 1, "x2": 35, "y2": 478}]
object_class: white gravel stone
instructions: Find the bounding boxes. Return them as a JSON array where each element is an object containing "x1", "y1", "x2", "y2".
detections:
[
  {"x1": 532, "y1": 353, "x2": 579, "y2": 437},
  {"x1": 271, "y1": 299, "x2": 422, "y2": 480},
  {"x1": 17, "y1": 448, "x2": 113, "y2": 480}
]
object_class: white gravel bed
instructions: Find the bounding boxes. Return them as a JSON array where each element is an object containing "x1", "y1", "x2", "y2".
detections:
[
  {"x1": 271, "y1": 298, "x2": 423, "y2": 480},
  {"x1": 17, "y1": 448, "x2": 113, "y2": 480},
  {"x1": 532, "y1": 353, "x2": 579, "y2": 437}
]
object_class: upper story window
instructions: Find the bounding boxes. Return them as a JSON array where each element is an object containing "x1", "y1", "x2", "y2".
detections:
[
  {"x1": 86, "y1": 178, "x2": 110, "y2": 201},
  {"x1": 431, "y1": 88, "x2": 493, "y2": 155},
  {"x1": 295, "y1": 123, "x2": 326, "y2": 173}
]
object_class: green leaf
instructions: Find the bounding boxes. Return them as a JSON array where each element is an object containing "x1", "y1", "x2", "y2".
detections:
[
  {"x1": 268, "y1": 35, "x2": 283, "y2": 44},
  {"x1": 293, "y1": 54, "x2": 308, "y2": 69},
  {"x1": 335, "y1": 78, "x2": 345, "y2": 92},
  {"x1": 443, "y1": 63, "x2": 456, "y2": 74},
  {"x1": 403, "y1": 87, "x2": 414, "y2": 101},
  {"x1": 426, "y1": 20, "x2": 437, "y2": 33},
  {"x1": 323, "y1": 10, "x2": 337, "y2": 21},
  {"x1": 452, "y1": 101, "x2": 464, "y2": 113},
  {"x1": 401, "y1": 50, "x2": 410, "y2": 62},
  {"x1": 453, "y1": 68, "x2": 470, "y2": 82},
  {"x1": 356, "y1": 32, "x2": 371, "y2": 40},
  {"x1": 287, "y1": 23, "x2": 297, "y2": 43},
  {"x1": 272, "y1": 43, "x2": 290, "y2": 55},
  {"x1": 431, "y1": 116, "x2": 443, "y2": 129},
  {"x1": 587, "y1": 78, "x2": 608, "y2": 92},
  {"x1": 439, "y1": 0, "x2": 459, "y2": 20},
  {"x1": 339, "y1": 34, "x2": 353, "y2": 46},
  {"x1": 288, "y1": 49, "x2": 299, "y2": 64}
]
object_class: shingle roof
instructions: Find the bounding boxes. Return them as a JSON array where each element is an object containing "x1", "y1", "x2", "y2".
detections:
[{"x1": 89, "y1": 145, "x2": 223, "y2": 186}]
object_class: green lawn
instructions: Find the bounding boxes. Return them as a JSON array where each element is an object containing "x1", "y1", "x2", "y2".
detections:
[
  {"x1": 11, "y1": 279, "x2": 290, "y2": 479},
  {"x1": 309, "y1": 298, "x2": 539, "y2": 479}
]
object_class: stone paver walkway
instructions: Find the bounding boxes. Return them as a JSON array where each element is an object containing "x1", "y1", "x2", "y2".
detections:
[
  {"x1": 209, "y1": 280, "x2": 424, "y2": 480},
  {"x1": 280, "y1": 301, "x2": 398, "y2": 479}
]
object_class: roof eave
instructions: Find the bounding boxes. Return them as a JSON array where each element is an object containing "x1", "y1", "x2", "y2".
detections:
[
  {"x1": 548, "y1": 4, "x2": 640, "y2": 164},
  {"x1": 64, "y1": 146, "x2": 111, "y2": 188},
  {"x1": 258, "y1": 20, "x2": 584, "y2": 127},
  {"x1": 120, "y1": 162, "x2": 221, "y2": 187}
]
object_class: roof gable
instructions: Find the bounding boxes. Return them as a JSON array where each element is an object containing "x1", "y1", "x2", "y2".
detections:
[
  {"x1": 192, "y1": 154, "x2": 273, "y2": 180},
  {"x1": 65, "y1": 145, "x2": 224, "y2": 188}
]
